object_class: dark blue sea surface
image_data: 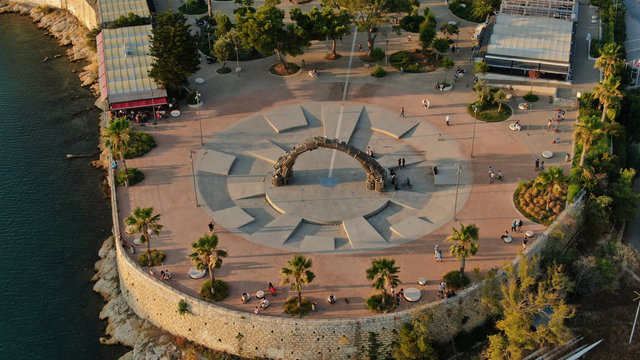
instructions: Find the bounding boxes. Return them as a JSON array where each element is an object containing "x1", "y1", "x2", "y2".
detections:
[{"x1": 0, "y1": 13, "x2": 128, "y2": 359}]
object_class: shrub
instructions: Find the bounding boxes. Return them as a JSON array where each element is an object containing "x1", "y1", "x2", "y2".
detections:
[
  {"x1": 468, "y1": 102, "x2": 512, "y2": 122},
  {"x1": 124, "y1": 131, "x2": 156, "y2": 159},
  {"x1": 116, "y1": 167, "x2": 144, "y2": 186},
  {"x1": 523, "y1": 93, "x2": 539, "y2": 102},
  {"x1": 371, "y1": 66, "x2": 387, "y2": 78},
  {"x1": 37, "y1": 5, "x2": 55, "y2": 14},
  {"x1": 443, "y1": 270, "x2": 470, "y2": 289},
  {"x1": 200, "y1": 280, "x2": 230, "y2": 302},
  {"x1": 370, "y1": 47, "x2": 385, "y2": 61},
  {"x1": 400, "y1": 15, "x2": 425, "y2": 33},
  {"x1": 178, "y1": 0, "x2": 208, "y2": 15},
  {"x1": 283, "y1": 296, "x2": 312, "y2": 317},
  {"x1": 86, "y1": 27, "x2": 102, "y2": 50},
  {"x1": 389, "y1": 51, "x2": 412, "y2": 70},
  {"x1": 366, "y1": 294, "x2": 397, "y2": 312},
  {"x1": 109, "y1": 12, "x2": 146, "y2": 29},
  {"x1": 178, "y1": 300, "x2": 189, "y2": 315},
  {"x1": 138, "y1": 249, "x2": 165, "y2": 266}
]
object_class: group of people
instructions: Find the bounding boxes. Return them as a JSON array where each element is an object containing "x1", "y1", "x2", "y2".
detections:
[
  {"x1": 148, "y1": 268, "x2": 172, "y2": 280},
  {"x1": 488, "y1": 167, "x2": 503, "y2": 184},
  {"x1": 453, "y1": 67, "x2": 466, "y2": 80},
  {"x1": 253, "y1": 297, "x2": 270, "y2": 314},
  {"x1": 511, "y1": 219, "x2": 524, "y2": 232},
  {"x1": 391, "y1": 286, "x2": 405, "y2": 304},
  {"x1": 308, "y1": 69, "x2": 319, "y2": 78},
  {"x1": 435, "y1": 82, "x2": 446, "y2": 91},
  {"x1": 534, "y1": 159, "x2": 545, "y2": 171},
  {"x1": 366, "y1": 146, "x2": 375, "y2": 158}
]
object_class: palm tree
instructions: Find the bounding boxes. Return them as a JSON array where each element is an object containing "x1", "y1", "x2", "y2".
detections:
[
  {"x1": 189, "y1": 233, "x2": 227, "y2": 297},
  {"x1": 574, "y1": 116, "x2": 605, "y2": 166},
  {"x1": 493, "y1": 90, "x2": 508, "y2": 111},
  {"x1": 366, "y1": 258, "x2": 401, "y2": 306},
  {"x1": 446, "y1": 223, "x2": 479, "y2": 275},
  {"x1": 101, "y1": 117, "x2": 132, "y2": 186},
  {"x1": 592, "y1": 76, "x2": 624, "y2": 123},
  {"x1": 125, "y1": 206, "x2": 163, "y2": 265},
  {"x1": 280, "y1": 254, "x2": 315, "y2": 307},
  {"x1": 535, "y1": 167, "x2": 567, "y2": 210},
  {"x1": 595, "y1": 42, "x2": 625, "y2": 77}
]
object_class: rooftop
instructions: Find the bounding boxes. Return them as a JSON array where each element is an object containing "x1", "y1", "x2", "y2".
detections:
[
  {"x1": 499, "y1": 0, "x2": 576, "y2": 21},
  {"x1": 98, "y1": 0, "x2": 150, "y2": 25}
]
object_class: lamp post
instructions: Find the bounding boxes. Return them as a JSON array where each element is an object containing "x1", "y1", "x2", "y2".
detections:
[
  {"x1": 385, "y1": 39, "x2": 389, "y2": 65},
  {"x1": 195, "y1": 91, "x2": 203, "y2": 145},
  {"x1": 470, "y1": 104, "x2": 478, "y2": 158},
  {"x1": 188, "y1": 150, "x2": 199, "y2": 207},
  {"x1": 453, "y1": 163, "x2": 462, "y2": 221},
  {"x1": 235, "y1": 42, "x2": 241, "y2": 76}
]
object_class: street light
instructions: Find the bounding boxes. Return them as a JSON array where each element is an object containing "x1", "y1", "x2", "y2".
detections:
[
  {"x1": 235, "y1": 42, "x2": 241, "y2": 76},
  {"x1": 188, "y1": 150, "x2": 199, "y2": 207},
  {"x1": 470, "y1": 104, "x2": 478, "y2": 158},
  {"x1": 453, "y1": 163, "x2": 462, "y2": 221},
  {"x1": 195, "y1": 91, "x2": 203, "y2": 145}
]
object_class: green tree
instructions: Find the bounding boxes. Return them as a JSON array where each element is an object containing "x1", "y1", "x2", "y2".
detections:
[
  {"x1": 188, "y1": 233, "x2": 228, "y2": 297},
  {"x1": 325, "y1": 0, "x2": 412, "y2": 55},
  {"x1": 446, "y1": 223, "x2": 479, "y2": 275},
  {"x1": 438, "y1": 56, "x2": 454, "y2": 83},
  {"x1": 109, "y1": 12, "x2": 146, "y2": 29},
  {"x1": 125, "y1": 207, "x2": 163, "y2": 266},
  {"x1": 233, "y1": 0, "x2": 256, "y2": 16},
  {"x1": 592, "y1": 76, "x2": 624, "y2": 122},
  {"x1": 148, "y1": 11, "x2": 200, "y2": 89},
  {"x1": 213, "y1": 35, "x2": 235, "y2": 69},
  {"x1": 595, "y1": 42, "x2": 625, "y2": 78},
  {"x1": 611, "y1": 168, "x2": 640, "y2": 223},
  {"x1": 484, "y1": 257, "x2": 575, "y2": 359},
  {"x1": 101, "y1": 118, "x2": 132, "y2": 184},
  {"x1": 236, "y1": 5, "x2": 309, "y2": 68},
  {"x1": 439, "y1": 22, "x2": 459, "y2": 40},
  {"x1": 291, "y1": 7, "x2": 351, "y2": 58},
  {"x1": 418, "y1": 14, "x2": 437, "y2": 51},
  {"x1": 575, "y1": 116, "x2": 604, "y2": 166},
  {"x1": 474, "y1": 60, "x2": 489, "y2": 77},
  {"x1": 366, "y1": 258, "x2": 401, "y2": 306},
  {"x1": 493, "y1": 90, "x2": 508, "y2": 111},
  {"x1": 394, "y1": 312, "x2": 438, "y2": 360},
  {"x1": 431, "y1": 37, "x2": 449, "y2": 62},
  {"x1": 471, "y1": 0, "x2": 494, "y2": 22},
  {"x1": 280, "y1": 254, "x2": 315, "y2": 307},
  {"x1": 214, "y1": 12, "x2": 233, "y2": 38}
]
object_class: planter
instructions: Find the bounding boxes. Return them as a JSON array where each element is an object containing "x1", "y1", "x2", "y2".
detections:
[
  {"x1": 187, "y1": 101, "x2": 203, "y2": 109},
  {"x1": 442, "y1": 84, "x2": 453, "y2": 92}
]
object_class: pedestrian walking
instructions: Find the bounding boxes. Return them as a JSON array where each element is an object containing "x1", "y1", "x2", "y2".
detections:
[
  {"x1": 398, "y1": 158, "x2": 402, "y2": 168},
  {"x1": 436, "y1": 250, "x2": 443, "y2": 262},
  {"x1": 445, "y1": 115, "x2": 450, "y2": 126},
  {"x1": 535, "y1": 159, "x2": 540, "y2": 171},
  {"x1": 489, "y1": 166, "x2": 494, "y2": 176},
  {"x1": 400, "y1": 107, "x2": 405, "y2": 117},
  {"x1": 301, "y1": 59, "x2": 305, "y2": 69},
  {"x1": 511, "y1": 220, "x2": 517, "y2": 232},
  {"x1": 540, "y1": 161, "x2": 545, "y2": 170},
  {"x1": 402, "y1": 158, "x2": 406, "y2": 168},
  {"x1": 422, "y1": 98, "x2": 430, "y2": 109},
  {"x1": 490, "y1": 172, "x2": 495, "y2": 184},
  {"x1": 522, "y1": 236, "x2": 528, "y2": 249},
  {"x1": 208, "y1": 219, "x2": 214, "y2": 233},
  {"x1": 437, "y1": 133, "x2": 444, "y2": 141},
  {"x1": 434, "y1": 244, "x2": 439, "y2": 257},
  {"x1": 358, "y1": 43, "x2": 363, "y2": 52},
  {"x1": 517, "y1": 219, "x2": 523, "y2": 231},
  {"x1": 546, "y1": 119, "x2": 552, "y2": 131},
  {"x1": 407, "y1": 34, "x2": 412, "y2": 42}
]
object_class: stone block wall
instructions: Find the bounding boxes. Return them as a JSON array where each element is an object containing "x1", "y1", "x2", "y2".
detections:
[
  {"x1": 22, "y1": 0, "x2": 98, "y2": 28},
  {"x1": 114, "y1": 193, "x2": 585, "y2": 359}
]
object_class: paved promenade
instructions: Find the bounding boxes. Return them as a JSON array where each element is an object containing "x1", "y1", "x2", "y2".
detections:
[{"x1": 118, "y1": 0, "x2": 581, "y2": 318}]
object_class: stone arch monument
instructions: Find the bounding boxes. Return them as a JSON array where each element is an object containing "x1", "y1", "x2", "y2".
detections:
[{"x1": 271, "y1": 137, "x2": 387, "y2": 192}]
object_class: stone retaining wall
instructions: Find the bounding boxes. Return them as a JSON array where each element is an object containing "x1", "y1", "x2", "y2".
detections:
[{"x1": 114, "y1": 191, "x2": 586, "y2": 359}]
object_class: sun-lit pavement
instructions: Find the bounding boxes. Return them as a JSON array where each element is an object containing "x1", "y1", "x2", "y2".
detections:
[{"x1": 117, "y1": 1, "x2": 587, "y2": 318}]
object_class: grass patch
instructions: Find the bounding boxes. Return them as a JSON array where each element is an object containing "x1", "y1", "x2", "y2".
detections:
[
  {"x1": 216, "y1": 67, "x2": 232, "y2": 74},
  {"x1": 443, "y1": 270, "x2": 471, "y2": 289},
  {"x1": 124, "y1": 131, "x2": 156, "y2": 159},
  {"x1": 138, "y1": 249, "x2": 165, "y2": 267},
  {"x1": 200, "y1": 280, "x2": 230, "y2": 302},
  {"x1": 178, "y1": 299, "x2": 189, "y2": 315},
  {"x1": 269, "y1": 63, "x2": 300, "y2": 76},
  {"x1": 366, "y1": 293, "x2": 397, "y2": 313},
  {"x1": 523, "y1": 93, "x2": 539, "y2": 102},
  {"x1": 116, "y1": 167, "x2": 144, "y2": 186},
  {"x1": 467, "y1": 103, "x2": 512, "y2": 122},
  {"x1": 388, "y1": 50, "x2": 438, "y2": 73},
  {"x1": 283, "y1": 296, "x2": 312, "y2": 317},
  {"x1": 371, "y1": 66, "x2": 386, "y2": 77}
]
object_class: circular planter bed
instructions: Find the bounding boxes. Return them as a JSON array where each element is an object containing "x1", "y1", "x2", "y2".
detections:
[
  {"x1": 467, "y1": 103, "x2": 512, "y2": 122},
  {"x1": 187, "y1": 101, "x2": 203, "y2": 109},
  {"x1": 269, "y1": 63, "x2": 301, "y2": 76},
  {"x1": 216, "y1": 67, "x2": 232, "y2": 74}
]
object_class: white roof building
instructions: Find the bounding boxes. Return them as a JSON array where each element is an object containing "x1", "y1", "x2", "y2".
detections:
[{"x1": 98, "y1": 0, "x2": 150, "y2": 25}]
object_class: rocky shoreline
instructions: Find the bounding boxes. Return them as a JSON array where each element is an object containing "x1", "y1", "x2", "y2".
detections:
[
  {"x1": 0, "y1": 2, "x2": 100, "y2": 96},
  {"x1": 94, "y1": 238, "x2": 182, "y2": 360}
]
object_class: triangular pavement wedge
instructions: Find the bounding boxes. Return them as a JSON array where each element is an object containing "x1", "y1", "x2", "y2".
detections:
[
  {"x1": 322, "y1": 102, "x2": 363, "y2": 143},
  {"x1": 263, "y1": 105, "x2": 308, "y2": 133}
]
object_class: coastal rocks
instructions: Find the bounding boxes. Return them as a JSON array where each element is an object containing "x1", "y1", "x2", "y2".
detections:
[
  {"x1": 94, "y1": 238, "x2": 182, "y2": 360},
  {"x1": 0, "y1": 2, "x2": 100, "y2": 94}
]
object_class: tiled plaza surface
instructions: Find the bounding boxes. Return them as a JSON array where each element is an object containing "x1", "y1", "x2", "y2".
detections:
[{"x1": 118, "y1": 0, "x2": 595, "y2": 318}]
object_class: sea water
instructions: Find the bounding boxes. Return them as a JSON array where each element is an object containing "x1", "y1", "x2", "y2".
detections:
[{"x1": 0, "y1": 13, "x2": 128, "y2": 359}]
